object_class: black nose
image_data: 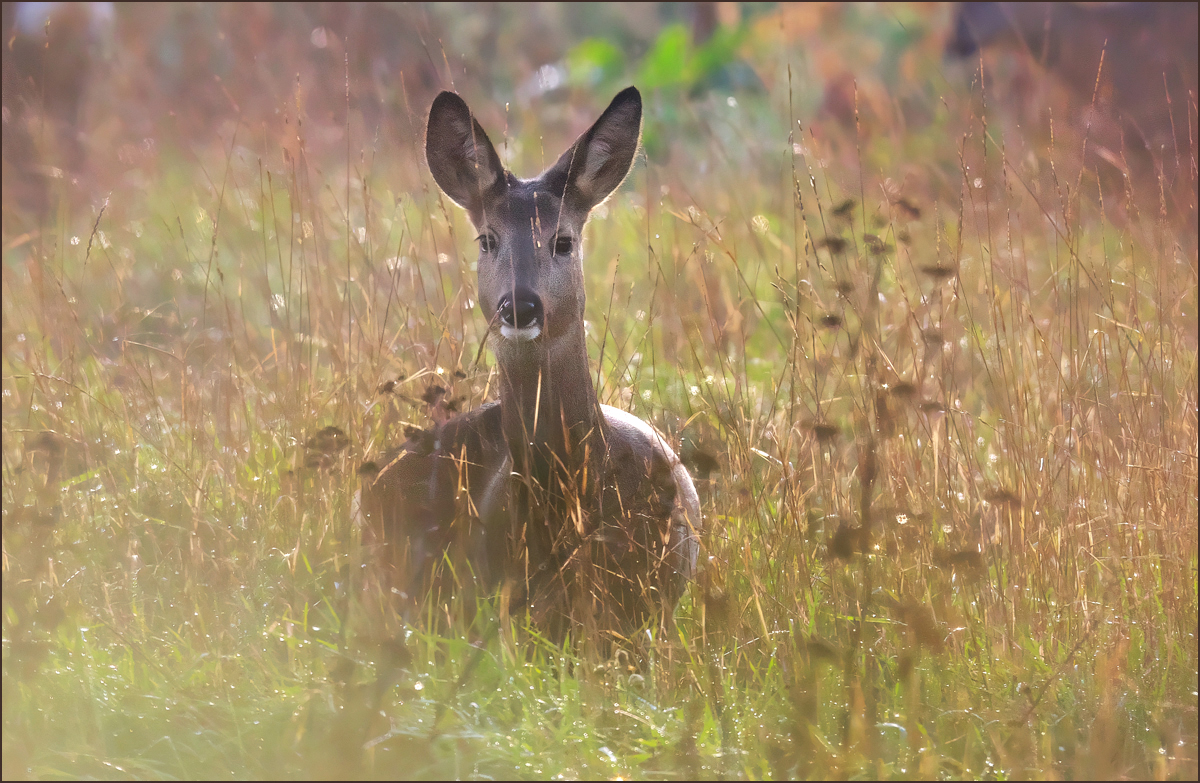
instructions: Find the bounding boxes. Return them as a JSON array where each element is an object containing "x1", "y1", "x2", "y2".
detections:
[{"x1": 497, "y1": 289, "x2": 543, "y2": 328}]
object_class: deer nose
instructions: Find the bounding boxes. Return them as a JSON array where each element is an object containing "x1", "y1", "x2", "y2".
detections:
[{"x1": 497, "y1": 289, "x2": 543, "y2": 329}]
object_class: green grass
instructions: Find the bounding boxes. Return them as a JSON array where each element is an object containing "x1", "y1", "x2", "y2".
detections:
[{"x1": 3, "y1": 4, "x2": 1197, "y2": 779}]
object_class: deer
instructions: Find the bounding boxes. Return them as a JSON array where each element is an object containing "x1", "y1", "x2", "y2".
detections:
[{"x1": 359, "y1": 86, "x2": 701, "y2": 643}]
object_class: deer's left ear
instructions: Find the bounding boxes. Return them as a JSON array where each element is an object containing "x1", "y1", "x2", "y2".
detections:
[
  {"x1": 547, "y1": 86, "x2": 642, "y2": 212},
  {"x1": 426, "y1": 91, "x2": 507, "y2": 222}
]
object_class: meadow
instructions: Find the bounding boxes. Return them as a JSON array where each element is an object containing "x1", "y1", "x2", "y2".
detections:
[{"x1": 3, "y1": 4, "x2": 1196, "y2": 779}]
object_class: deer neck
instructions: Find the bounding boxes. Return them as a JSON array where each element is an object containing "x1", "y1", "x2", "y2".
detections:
[{"x1": 494, "y1": 322, "x2": 602, "y2": 487}]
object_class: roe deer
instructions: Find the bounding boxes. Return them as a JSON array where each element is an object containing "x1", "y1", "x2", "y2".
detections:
[{"x1": 359, "y1": 87, "x2": 700, "y2": 640}]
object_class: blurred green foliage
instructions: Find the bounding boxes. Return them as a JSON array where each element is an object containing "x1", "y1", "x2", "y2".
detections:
[
  {"x1": 568, "y1": 21, "x2": 756, "y2": 94},
  {"x1": 566, "y1": 37, "x2": 626, "y2": 88}
]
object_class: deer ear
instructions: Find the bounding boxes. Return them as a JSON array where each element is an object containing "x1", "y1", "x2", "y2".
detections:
[
  {"x1": 550, "y1": 86, "x2": 642, "y2": 212},
  {"x1": 426, "y1": 92, "x2": 506, "y2": 218}
]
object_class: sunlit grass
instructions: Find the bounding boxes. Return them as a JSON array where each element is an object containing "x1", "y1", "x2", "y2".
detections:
[{"x1": 4, "y1": 5, "x2": 1197, "y2": 780}]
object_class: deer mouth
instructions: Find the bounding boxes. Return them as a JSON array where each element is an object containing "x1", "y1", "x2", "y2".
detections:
[
  {"x1": 500, "y1": 324, "x2": 542, "y2": 341},
  {"x1": 497, "y1": 291, "x2": 544, "y2": 342}
]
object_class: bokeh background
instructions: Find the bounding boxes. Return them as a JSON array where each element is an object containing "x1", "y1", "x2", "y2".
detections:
[{"x1": 3, "y1": 3, "x2": 1197, "y2": 779}]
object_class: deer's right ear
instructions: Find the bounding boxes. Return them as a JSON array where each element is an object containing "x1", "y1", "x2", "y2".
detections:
[{"x1": 426, "y1": 92, "x2": 506, "y2": 218}]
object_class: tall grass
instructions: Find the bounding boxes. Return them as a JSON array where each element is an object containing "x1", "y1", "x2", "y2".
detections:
[{"x1": 3, "y1": 4, "x2": 1196, "y2": 779}]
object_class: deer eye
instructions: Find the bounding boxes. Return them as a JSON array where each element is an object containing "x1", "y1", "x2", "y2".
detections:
[
  {"x1": 478, "y1": 234, "x2": 498, "y2": 254},
  {"x1": 553, "y1": 235, "x2": 574, "y2": 256}
]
